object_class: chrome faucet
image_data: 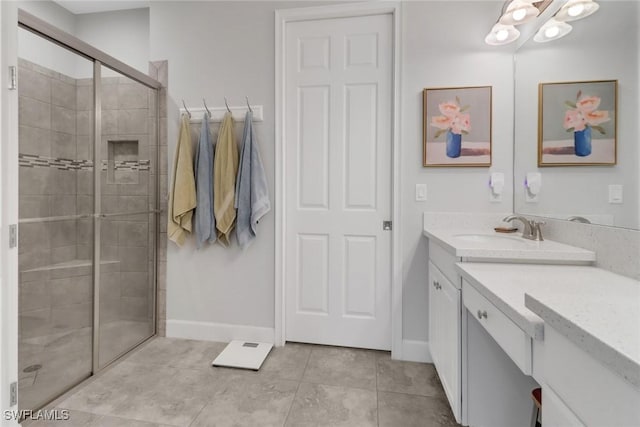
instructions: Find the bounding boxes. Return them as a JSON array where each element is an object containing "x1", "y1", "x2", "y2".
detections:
[{"x1": 502, "y1": 215, "x2": 545, "y2": 241}]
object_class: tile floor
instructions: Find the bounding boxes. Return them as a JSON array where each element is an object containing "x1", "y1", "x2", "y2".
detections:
[
  {"x1": 20, "y1": 320, "x2": 154, "y2": 412},
  {"x1": 30, "y1": 337, "x2": 460, "y2": 427}
]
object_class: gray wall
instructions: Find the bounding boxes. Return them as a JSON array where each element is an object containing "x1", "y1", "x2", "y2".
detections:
[
  {"x1": 151, "y1": 1, "x2": 515, "y2": 344},
  {"x1": 401, "y1": 1, "x2": 514, "y2": 341},
  {"x1": 514, "y1": 1, "x2": 639, "y2": 229}
]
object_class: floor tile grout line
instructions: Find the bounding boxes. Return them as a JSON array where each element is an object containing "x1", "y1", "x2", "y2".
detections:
[
  {"x1": 375, "y1": 356, "x2": 380, "y2": 427},
  {"x1": 282, "y1": 343, "x2": 313, "y2": 426},
  {"x1": 186, "y1": 400, "x2": 210, "y2": 427}
]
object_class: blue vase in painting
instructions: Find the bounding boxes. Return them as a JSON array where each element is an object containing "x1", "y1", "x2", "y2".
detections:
[
  {"x1": 574, "y1": 126, "x2": 592, "y2": 157},
  {"x1": 446, "y1": 130, "x2": 462, "y2": 158}
]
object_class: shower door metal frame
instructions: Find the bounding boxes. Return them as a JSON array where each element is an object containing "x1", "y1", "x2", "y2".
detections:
[{"x1": 17, "y1": 8, "x2": 161, "y2": 397}]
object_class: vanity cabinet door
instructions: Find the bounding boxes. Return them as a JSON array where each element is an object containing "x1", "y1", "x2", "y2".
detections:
[
  {"x1": 428, "y1": 261, "x2": 461, "y2": 421},
  {"x1": 428, "y1": 261, "x2": 440, "y2": 367}
]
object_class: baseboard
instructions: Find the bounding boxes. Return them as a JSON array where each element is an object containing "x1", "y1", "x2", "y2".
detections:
[
  {"x1": 401, "y1": 339, "x2": 433, "y2": 363},
  {"x1": 166, "y1": 319, "x2": 275, "y2": 344}
]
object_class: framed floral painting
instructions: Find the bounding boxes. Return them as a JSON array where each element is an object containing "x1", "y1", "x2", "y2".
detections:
[
  {"x1": 423, "y1": 86, "x2": 492, "y2": 167},
  {"x1": 538, "y1": 80, "x2": 617, "y2": 166}
]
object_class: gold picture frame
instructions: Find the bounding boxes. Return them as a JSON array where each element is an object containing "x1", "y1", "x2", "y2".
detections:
[
  {"x1": 538, "y1": 80, "x2": 617, "y2": 166},
  {"x1": 423, "y1": 85, "x2": 492, "y2": 167}
]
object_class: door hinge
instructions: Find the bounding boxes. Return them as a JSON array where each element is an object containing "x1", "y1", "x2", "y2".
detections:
[
  {"x1": 9, "y1": 224, "x2": 18, "y2": 248},
  {"x1": 10, "y1": 381, "x2": 17, "y2": 406},
  {"x1": 383, "y1": 221, "x2": 392, "y2": 231},
  {"x1": 9, "y1": 66, "x2": 17, "y2": 90}
]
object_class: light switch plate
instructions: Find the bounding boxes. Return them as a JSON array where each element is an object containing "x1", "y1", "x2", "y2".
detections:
[
  {"x1": 609, "y1": 184, "x2": 623, "y2": 204},
  {"x1": 415, "y1": 184, "x2": 427, "y2": 201}
]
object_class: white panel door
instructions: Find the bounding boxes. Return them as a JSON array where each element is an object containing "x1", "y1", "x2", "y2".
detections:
[{"x1": 284, "y1": 14, "x2": 392, "y2": 350}]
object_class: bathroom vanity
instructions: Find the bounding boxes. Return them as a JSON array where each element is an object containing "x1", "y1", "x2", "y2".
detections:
[
  {"x1": 423, "y1": 218, "x2": 595, "y2": 425},
  {"x1": 459, "y1": 263, "x2": 640, "y2": 427},
  {"x1": 424, "y1": 215, "x2": 640, "y2": 427}
]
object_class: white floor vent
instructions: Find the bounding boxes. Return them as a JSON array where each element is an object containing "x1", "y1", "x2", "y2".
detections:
[{"x1": 212, "y1": 340, "x2": 273, "y2": 370}]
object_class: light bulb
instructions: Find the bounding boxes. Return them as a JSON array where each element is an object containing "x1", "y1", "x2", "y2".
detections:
[
  {"x1": 512, "y1": 8, "x2": 527, "y2": 21},
  {"x1": 495, "y1": 29, "x2": 509, "y2": 41},
  {"x1": 568, "y1": 3, "x2": 585, "y2": 17},
  {"x1": 545, "y1": 26, "x2": 560, "y2": 38}
]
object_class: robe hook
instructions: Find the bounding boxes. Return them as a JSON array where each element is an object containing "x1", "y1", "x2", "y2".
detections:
[
  {"x1": 182, "y1": 99, "x2": 191, "y2": 118},
  {"x1": 245, "y1": 96, "x2": 253, "y2": 113},
  {"x1": 224, "y1": 97, "x2": 231, "y2": 113},
  {"x1": 203, "y1": 98, "x2": 211, "y2": 117}
]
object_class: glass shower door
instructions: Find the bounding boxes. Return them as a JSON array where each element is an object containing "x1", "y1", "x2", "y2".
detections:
[
  {"x1": 18, "y1": 19, "x2": 159, "y2": 410},
  {"x1": 96, "y1": 65, "x2": 157, "y2": 368},
  {"x1": 17, "y1": 28, "x2": 95, "y2": 410}
]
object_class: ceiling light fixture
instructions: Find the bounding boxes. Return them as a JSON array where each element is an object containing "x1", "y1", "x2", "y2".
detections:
[
  {"x1": 555, "y1": 0, "x2": 600, "y2": 22},
  {"x1": 485, "y1": 23, "x2": 521, "y2": 46},
  {"x1": 499, "y1": 0, "x2": 539, "y2": 25},
  {"x1": 533, "y1": 18, "x2": 573, "y2": 43}
]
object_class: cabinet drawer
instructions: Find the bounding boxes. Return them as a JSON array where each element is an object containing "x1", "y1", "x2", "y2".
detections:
[
  {"x1": 463, "y1": 279, "x2": 532, "y2": 375},
  {"x1": 429, "y1": 240, "x2": 460, "y2": 286}
]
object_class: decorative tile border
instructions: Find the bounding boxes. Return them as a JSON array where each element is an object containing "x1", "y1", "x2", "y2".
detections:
[{"x1": 19, "y1": 154, "x2": 150, "y2": 171}]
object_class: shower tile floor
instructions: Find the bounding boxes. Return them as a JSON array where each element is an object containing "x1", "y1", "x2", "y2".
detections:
[
  {"x1": 20, "y1": 321, "x2": 153, "y2": 412},
  {"x1": 30, "y1": 337, "x2": 460, "y2": 427}
]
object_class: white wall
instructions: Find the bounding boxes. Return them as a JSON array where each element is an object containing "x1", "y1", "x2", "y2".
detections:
[
  {"x1": 16, "y1": 3, "x2": 150, "y2": 79},
  {"x1": 401, "y1": 1, "x2": 514, "y2": 341},
  {"x1": 151, "y1": 1, "x2": 515, "y2": 346},
  {"x1": 17, "y1": 0, "x2": 81, "y2": 78},
  {"x1": 75, "y1": 8, "x2": 150, "y2": 76}
]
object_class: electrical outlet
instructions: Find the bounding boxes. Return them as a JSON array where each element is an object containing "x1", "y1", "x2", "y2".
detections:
[{"x1": 415, "y1": 184, "x2": 427, "y2": 201}]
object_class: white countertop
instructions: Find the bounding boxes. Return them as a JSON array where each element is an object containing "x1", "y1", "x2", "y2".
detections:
[
  {"x1": 424, "y1": 227, "x2": 596, "y2": 263},
  {"x1": 524, "y1": 269, "x2": 640, "y2": 389},
  {"x1": 456, "y1": 262, "x2": 546, "y2": 339},
  {"x1": 455, "y1": 262, "x2": 640, "y2": 389}
]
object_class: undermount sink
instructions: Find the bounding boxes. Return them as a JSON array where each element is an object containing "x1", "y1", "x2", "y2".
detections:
[{"x1": 452, "y1": 233, "x2": 525, "y2": 244}]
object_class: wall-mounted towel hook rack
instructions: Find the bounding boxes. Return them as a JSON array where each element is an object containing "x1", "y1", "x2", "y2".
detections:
[
  {"x1": 179, "y1": 104, "x2": 264, "y2": 124},
  {"x1": 224, "y1": 97, "x2": 231, "y2": 113},
  {"x1": 182, "y1": 99, "x2": 191, "y2": 118},
  {"x1": 245, "y1": 96, "x2": 253, "y2": 113},
  {"x1": 203, "y1": 98, "x2": 211, "y2": 117}
]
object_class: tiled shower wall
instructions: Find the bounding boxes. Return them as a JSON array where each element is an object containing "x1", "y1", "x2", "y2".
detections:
[
  {"x1": 18, "y1": 58, "x2": 90, "y2": 340},
  {"x1": 18, "y1": 58, "x2": 158, "y2": 342}
]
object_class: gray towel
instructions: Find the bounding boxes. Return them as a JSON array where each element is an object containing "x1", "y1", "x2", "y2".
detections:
[
  {"x1": 194, "y1": 113, "x2": 216, "y2": 247},
  {"x1": 235, "y1": 111, "x2": 270, "y2": 249}
]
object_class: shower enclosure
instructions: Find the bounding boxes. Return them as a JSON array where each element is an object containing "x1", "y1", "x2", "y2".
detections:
[{"x1": 17, "y1": 10, "x2": 160, "y2": 411}]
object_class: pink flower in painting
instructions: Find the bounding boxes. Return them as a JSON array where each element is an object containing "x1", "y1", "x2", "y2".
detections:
[
  {"x1": 430, "y1": 97, "x2": 471, "y2": 138},
  {"x1": 450, "y1": 113, "x2": 471, "y2": 135},
  {"x1": 576, "y1": 96, "x2": 601, "y2": 113},
  {"x1": 564, "y1": 91, "x2": 610, "y2": 135},
  {"x1": 438, "y1": 101, "x2": 460, "y2": 118},
  {"x1": 585, "y1": 110, "x2": 610, "y2": 126},
  {"x1": 564, "y1": 109, "x2": 586, "y2": 131},
  {"x1": 430, "y1": 115, "x2": 452, "y2": 130}
]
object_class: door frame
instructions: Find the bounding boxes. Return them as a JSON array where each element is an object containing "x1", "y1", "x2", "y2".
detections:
[
  {"x1": 274, "y1": 2, "x2": 403, "y2": 358},
  {"x1": 1, "y1": 1, "x2": 20, "y2": 421}
]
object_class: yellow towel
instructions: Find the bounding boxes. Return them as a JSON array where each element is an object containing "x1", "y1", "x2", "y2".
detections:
[
  {"x1": 214, "y1": 113, "x2": 239, "y2": 246},
  {"x1": 168, "y1": 114, "x2": 197, "y2": 247}
]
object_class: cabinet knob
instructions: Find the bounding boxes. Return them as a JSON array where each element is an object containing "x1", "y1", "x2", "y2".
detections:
[{"x1": 477, "y1": 310, "x2": 487, "y2": 319}]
